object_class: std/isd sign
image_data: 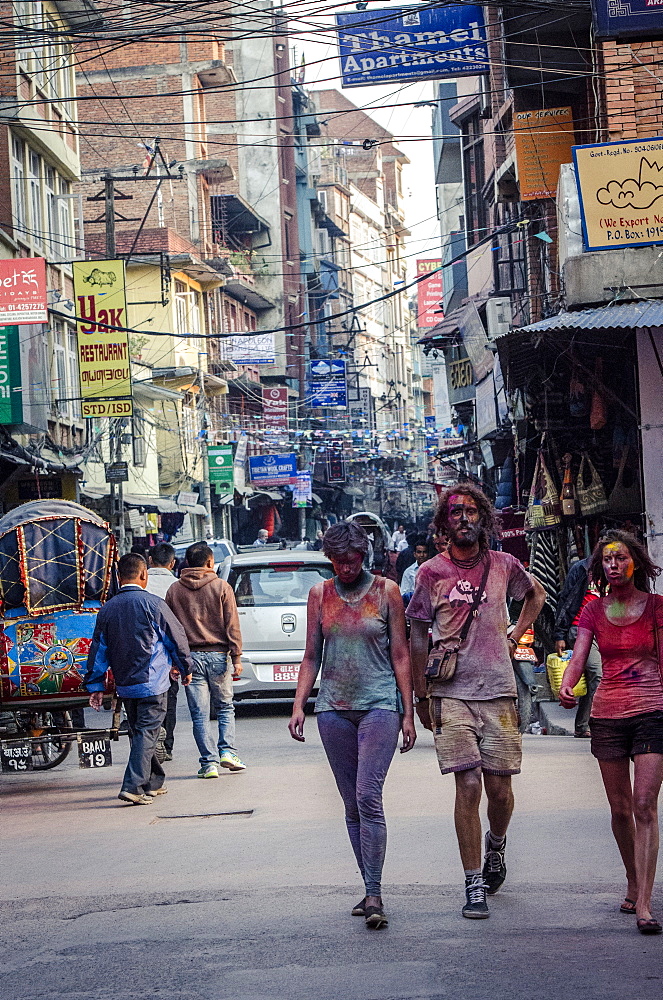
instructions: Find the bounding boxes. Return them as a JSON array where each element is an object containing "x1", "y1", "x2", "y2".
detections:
[{"x1": 336, "y1": 7, "x2": 488, "y2": 88}]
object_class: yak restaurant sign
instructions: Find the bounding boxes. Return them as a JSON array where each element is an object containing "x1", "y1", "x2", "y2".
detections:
[
  {"x1": 0, "y1": 257, "x2": 47, "y2": 325},
  {"x1": 73, "y1": 260, "x2": 132, "y2": 418},
  {"x1": 573, "y1": 137, "x2": 663, "y2": 251},
  {"x1": 416, "y1": 259, "x2": 443, "y2": 327},
  {"x1": 513, "y1": 107, "x2": 575, "y2": 201}
]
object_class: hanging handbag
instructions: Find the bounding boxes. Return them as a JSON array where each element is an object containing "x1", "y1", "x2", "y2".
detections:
[
  {"x1": 425, "y1": 556, "x2": 491, "y2": 683},
  {"x1": 608, "y1": 445, "x2": 641, "y2": 515},
  {"x1": 576, "y1": 453, "x2": 608, "y2": 516},
  {"x1": 525, "y1": 450, "x2": 561, "y2": 529}
]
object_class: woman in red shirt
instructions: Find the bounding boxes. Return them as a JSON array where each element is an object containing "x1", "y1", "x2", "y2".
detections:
[{"x1": 560, "y1": 530, "x2": 663, "y2": 935}]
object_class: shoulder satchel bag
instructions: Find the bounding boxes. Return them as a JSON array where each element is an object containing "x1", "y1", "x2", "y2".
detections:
[
  {"x1": 525, "y1": 451, "x2": 561, "y2": 529},
  {"x1": 425, "y1": 555, "x2": 491, "y2": 684},
  {"x1": 608, "y1": 445, "x2": 642, "y2": 516},
  {"x1": 576, "y1": 453, "x2": 608, "y2": 517}
]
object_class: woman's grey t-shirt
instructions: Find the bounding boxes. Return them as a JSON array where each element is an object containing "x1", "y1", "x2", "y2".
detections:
[
  {"x1": 406, "y1": 551, "x2": 534, "y2": 700},
  {"x1": 315, "y1": 575, "x2": 400, "y2": 713}
]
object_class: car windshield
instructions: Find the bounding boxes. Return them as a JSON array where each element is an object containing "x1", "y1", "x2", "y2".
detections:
[{"x1": 230, "y1": 564, "x2": 333, "y2": 606}]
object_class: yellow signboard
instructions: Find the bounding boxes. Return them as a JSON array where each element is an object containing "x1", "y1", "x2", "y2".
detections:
[
  {"x1": 73, "y1": 260, "x2": 133, "y2": 418},
  {"x1": 573, "y1": 137, "x2": 663, "y2": 251},
  {"x1": 513, "y1": 107, "x2": 575, "y2": 201}
]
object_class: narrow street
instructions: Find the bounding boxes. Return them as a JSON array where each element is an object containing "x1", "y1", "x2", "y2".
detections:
[{"x1": 1, "y1": 707, "x2": 661, "y2": 1000}]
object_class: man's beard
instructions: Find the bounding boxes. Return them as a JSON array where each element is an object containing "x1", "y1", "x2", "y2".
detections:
[{"x1": 449, "y1": 523, "x2": 481, "y2": 549}]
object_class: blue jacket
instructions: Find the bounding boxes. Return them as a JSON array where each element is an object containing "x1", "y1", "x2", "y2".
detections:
[{"x1": 84, "y1": 585, "x2": 193, "y2": 698}]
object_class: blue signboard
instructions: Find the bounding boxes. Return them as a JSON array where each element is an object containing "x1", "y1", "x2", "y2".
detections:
[
  {"x1": 249, "y1": 453, "x2": 298, "y2": 486},
  {"x1": 592, "y1": 0, "x2": 663, "y2": 41},
  {"x1": 336, "y1": 7, "x2": 488, "y2": 88},
  {"x1": 309, "y1": 359, "x2": 348, "y2": 408}
]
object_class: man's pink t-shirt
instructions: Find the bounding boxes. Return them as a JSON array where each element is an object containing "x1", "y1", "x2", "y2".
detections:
[{"x1": 577, "y1": 595, "x2": 663, "y2": 719}]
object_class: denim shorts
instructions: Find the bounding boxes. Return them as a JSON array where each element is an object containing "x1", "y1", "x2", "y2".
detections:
[
  {"x1": 429, "y1": 696, "x2": 522, "y2": 776},
  {"x1": 589, "y1": 711, "x2": 663, "y2": 760}
]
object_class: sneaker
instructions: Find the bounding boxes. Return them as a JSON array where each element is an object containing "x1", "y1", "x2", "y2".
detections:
[
  {"x1": 219, "y1": 751, "x2": 246, "y2": 772},
  {"x1": 462, "y1": 876, "x2": 489, "y2": 919},
  {"x1": 482, "y1": 832, "x2": 507, "y2": 895},
  {"x1": 118, "y1": 790, "x2": 153, "y2": 805},
  {"x1": 197, "y1": 765, "x2": 219, "y2": 779},
  {"x1": 144, "y1": 787, "x2": 168, "y2": 797}
]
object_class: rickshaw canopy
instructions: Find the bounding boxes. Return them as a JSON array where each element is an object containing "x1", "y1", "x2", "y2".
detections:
[{"x1": 0, "y1": 500, "x2": 117, "y2": 616}]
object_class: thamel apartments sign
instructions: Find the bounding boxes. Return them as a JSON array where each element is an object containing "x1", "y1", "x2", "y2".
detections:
[{"x1": 336, "y1": 7, "x2": 488, "y2": 88}]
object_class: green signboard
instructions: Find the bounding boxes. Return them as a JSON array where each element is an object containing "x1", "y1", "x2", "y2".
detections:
[
  {"x1": 208, "y1": 444, "x2": 234, "y2": 488},
  {"x1": 0, "y1": 326, "x2": 23, "y2": 425}
]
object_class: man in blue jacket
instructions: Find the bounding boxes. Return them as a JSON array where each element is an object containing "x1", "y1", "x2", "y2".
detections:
[{"x1": 85, "y1": 552, "x2": 193, "y2": 805}]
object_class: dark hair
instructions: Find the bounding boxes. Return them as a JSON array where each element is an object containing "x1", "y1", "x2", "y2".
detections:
[
  {"x1": 118, "y1": 551, "x2": 147, "y2": 580},
  {"x1": 151, "y1": 542, "x2": 175, "y2": 567},
  {"x1": 414, "y1": 534, "x2": 428, "y2": 551},
  {"x1": 322, "y1": 521, "x2": 369, "y2": 559},
  {"x1": 433, "y1": 482, "x2": 501, "y2": 550},
  {"x1": 589, "y1": 529, "x2": 661, "y2": 595},
  {"x1": 186, "y1": 542, "x2": 214, "y2": 568}
]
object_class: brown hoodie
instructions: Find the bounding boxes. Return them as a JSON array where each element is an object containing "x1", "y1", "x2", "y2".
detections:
[{"x1": 165, "y1": 568, "x2": 242, "y2": 657}]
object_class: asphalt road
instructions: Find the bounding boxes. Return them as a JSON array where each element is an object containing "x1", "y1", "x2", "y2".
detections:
[{"x1": 1, "y1": 701, "x2": 662, "y2": 1000}]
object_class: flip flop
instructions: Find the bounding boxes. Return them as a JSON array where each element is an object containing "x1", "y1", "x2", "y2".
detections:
[
  {"x1": 620, "y1": 898, "x2": 637, "y2": 914},
  {"x1": 637, "y1": 918, "x2": 662, "y2": 935}
]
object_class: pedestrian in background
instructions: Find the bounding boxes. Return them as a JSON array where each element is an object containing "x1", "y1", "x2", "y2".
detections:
[
  {"x1": 395, "y1": 531, "x2": 418, "y2": 585},
  {"x1": 400, "y1": 534, "x2": 429, "y2": 605},
  {"x1": 390, "y1": 524, "x2": 406, "y2": 552},
  {"x1": 289, "y1": 521, "x2": 416, "y2": 930},
  {"x1": 145, "y1": 542, "x2": 178, "y2": 760},
  {"x1": 554, "y1": 554, "x2": 602, "y2": 737},
  {"x1": 166, "y1": 542, "x2": 245, "y2": 778},
  {"x1": 85, "y1": 552, "x2": 193, "y2": 805},
  {"x1": 560, "y1": 530, "x2": 663, "y2": 934},
  {"x1": 253, "y1": 529, "x2": 269, "y2": 546},
  {"x1": 408, "y1": 484, "x2": 545, "y2": 919}
]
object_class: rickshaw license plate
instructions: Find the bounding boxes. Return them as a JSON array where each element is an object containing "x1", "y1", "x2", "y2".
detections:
[
  {"x1": 78, "y1": 737, "x2": 112, "y2": 769},
  {"x1": 1, "y1": 741, "x2": 33, "y2": 773},
  {"x1": 273, "y1": 665, "x2": 299, "y2": 682}
]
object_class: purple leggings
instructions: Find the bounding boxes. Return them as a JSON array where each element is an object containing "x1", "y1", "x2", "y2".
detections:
[{"x1": 317, "y1": 708, "x2": 401, "y2": 897}]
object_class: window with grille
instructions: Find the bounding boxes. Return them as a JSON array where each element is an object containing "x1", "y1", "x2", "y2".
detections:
[{"x1": 461, "y1": 113, "x2": 486, "y2": 247}]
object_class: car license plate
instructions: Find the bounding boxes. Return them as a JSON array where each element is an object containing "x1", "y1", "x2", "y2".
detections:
[
  {"x1": 77, "y1": 736, "x2": 113, "y2": 769},
  {"x1": 273, "y1": 664, "x2": 300, "y2": 683}
]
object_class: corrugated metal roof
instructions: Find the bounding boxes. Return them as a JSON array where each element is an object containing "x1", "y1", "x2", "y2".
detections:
[{"x1": 508, "y1": 301, "x2": 663, "y2": 335}]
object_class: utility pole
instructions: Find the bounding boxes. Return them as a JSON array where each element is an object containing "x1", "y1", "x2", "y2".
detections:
[
  {"x1": 104, "y1": 172, "x2": 116, "y2": 257},
  {"x1": 198, "y1": 353, "x2": 213, "y2": 540}
]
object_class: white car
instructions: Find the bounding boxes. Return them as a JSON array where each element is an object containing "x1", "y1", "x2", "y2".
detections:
[{"x1": 219, "y1": 549, "x2": 333, "y2": 701}]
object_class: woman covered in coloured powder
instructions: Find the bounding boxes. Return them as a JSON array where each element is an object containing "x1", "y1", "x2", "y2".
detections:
[
  {"x1": 289, "y1": 520, "x2": 415, "y2": 929},
  {"x1": 560, "y1": 530, "x2": 663, "y2": 935}
]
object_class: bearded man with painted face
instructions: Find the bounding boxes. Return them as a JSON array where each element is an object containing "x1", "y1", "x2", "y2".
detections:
[{"x1": 408, "y1": 482, "x2": 545, "y2": 920}]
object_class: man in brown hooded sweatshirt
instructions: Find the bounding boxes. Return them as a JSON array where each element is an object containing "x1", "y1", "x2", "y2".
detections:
[{"x1": 166, "y1": 542, "x2": 245, "y2": 777}]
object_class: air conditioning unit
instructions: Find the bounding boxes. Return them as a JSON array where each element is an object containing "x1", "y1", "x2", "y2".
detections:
[{"x1": 485, "y1": 297, "x2": 512, "y2": 342}]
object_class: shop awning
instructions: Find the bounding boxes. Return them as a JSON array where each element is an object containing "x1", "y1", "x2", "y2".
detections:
[
  {"x1": 508, "y1": 301, "x2": 663, "y2": 336},
  {"x1": 81, "y1": 488, "x2": 207, "y2": 515}
]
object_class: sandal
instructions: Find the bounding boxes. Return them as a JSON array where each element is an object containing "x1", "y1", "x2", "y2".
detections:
[
  {"x1": 365, "y1": 904, "x2": 388, "y2": 929},
  {"x1": 637, "y1": 918, "x2": 662, "y2": 935},
  {"x1": 351, "y1": 898, "x2": 367, "y2": 916},
  {"x1": 620, "y1": 898, "x2": 637, "y2": 914}
]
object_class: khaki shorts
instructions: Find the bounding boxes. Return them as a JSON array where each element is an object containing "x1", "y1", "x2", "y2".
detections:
[{"x1": 430, "y1": 696, "x2": 522, "y2": 776}]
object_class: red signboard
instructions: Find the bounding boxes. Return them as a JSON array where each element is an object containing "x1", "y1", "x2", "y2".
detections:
[
  {"x1": 0, "y1": 257, "x2": 47, "y2": 325},
  {"x1": 416, "y1": 259, "x2": 443, "y2": 328},
  {"x1": 263, "y1": 386, "x2": 289, "y2": 431}
]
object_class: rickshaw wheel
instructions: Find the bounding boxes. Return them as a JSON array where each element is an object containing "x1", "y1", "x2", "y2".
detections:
[{"x1": 26, "y1": 712, "x2": 73, "y2": 770}]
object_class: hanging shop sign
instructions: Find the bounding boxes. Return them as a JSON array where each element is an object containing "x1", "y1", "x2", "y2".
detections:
[
  {"x1": 233, "y1": 432, "x2": 248, "y2": 491},
  {"x1": 292, "y1": 471, "x2": 313, "y2": 508},
  {"x1": 446, "y1": 350, "x2": 475, "y2": 406},
  {"x1": 73, "y1": 260, "x2": 132, "y2": 418},
  {"x1": 327, "y1": 451, "x2": 346, "y2": 483},
  {"x1": 336, "y1": 7, "x2": 488, "y2": 88},
  {"x1": 0, "y1": 257, "x2": 47, "y2": 325},
  {"x1": 309, "y1": 359, "x2": 347, "y2": 408},
  {"x1": 573, "y1": 136, "x2": 663, "y2": 252},
  {"x1": 513, "y1": 107, "x2": 575, "y2": 201},
  {"x1": 457, "y1": 300, "x2": 493, "y2": 383},
  {"x1": 249, "y1": 453, "x2": 298, "y2": 487},
  {"x1": 592, "y1": 0, "x2": 663, "y2": 40},
  {"x1": 208, "y1": 445, "x2": 234, "y2": 489},
  {"x1": 224, "y1": 332, "x2": 275, "y2": 366},
  {"x1": 263, "y1": 386, "x2": 289, "y2": 431},
  {"x1": 0, "y1": 326, "x2": 23, "y2": 425},
  {"x1": 416, "y1": 260, "x2": 443, "y2": 327},
  {"x1": 105, "y1": 462, "x2": 129, "y2": 484}
]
